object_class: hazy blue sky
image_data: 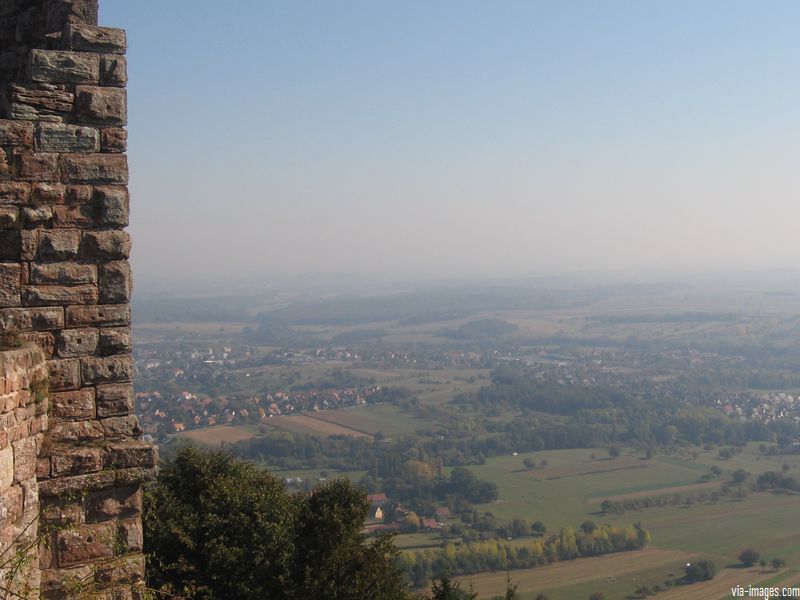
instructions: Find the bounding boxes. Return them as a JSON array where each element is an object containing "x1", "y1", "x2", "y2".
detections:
[{"x1": 100, "y1": 1, "x2": 800, "y2": 289}]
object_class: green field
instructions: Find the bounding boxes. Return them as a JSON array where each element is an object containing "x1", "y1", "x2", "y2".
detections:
[{"x1": 413, "y1": 444, "x2": 800, "y2": 599}]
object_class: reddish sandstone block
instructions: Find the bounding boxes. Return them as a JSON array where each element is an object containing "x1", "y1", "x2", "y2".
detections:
[
  {"x1": 62, "y1": 153, "x2": 127, "y2": 183},
  {"x1": 53, "y1": 203, "x2": 93, "y2": 227},
  {"x1": 56, "y1": 327, "x2": 99, "y2": 357},
  {"x1": 31, "y1": 263, "x2": 97, "y2": 285},
  {"x1": 100, "y1": 54, "x2": 127, "y2": 86},
  {"x1": 29, "y1": 49, "x2": 99, "y2": 84},
  {"x1": 0, "y1": 182, "x2": 30, "y2": 205},
  {"x1": 47, "y1": 359, "x2": 80, "y2": 391},
  {"x1": 22, "y1": 284, "x2": 98, "y2": 307},
  {"x1": 0, "y1": 263, "x2": 20, "y2": 308},
  {"x1": 80, "y1": 230, "x2": 130, "y2": 259},
  {"x1": 14, "y1": 152, "x2": 60, "y2": 181},
  {"x1": 37, "y1": 229, "x2": 81, "y2": 260},
  {"x1": 48, "y1": 420, "x2": 104, "y2": 443},
  {"x1": 93, "y1": 186, "x2": 128, "y2": 226},
  {"x1": 95, "y1": 383, "x2": 132, "y2": 417},
  {"x1": 99, "y1": 127, "x2": 126, "y2": 153},
  {"x1": 0, "y1": 120, "x2": 34, "y2": 146},
  {"x1": 62, "y1": 24, "x2": 126, "y2": 54},
  {"x1": 56, "y1": 522, "x2": 115, "y2": 567},
  {"x1": 49, "y1": 389, "x2": 95, "y2": 420},
  {"x1": 81, "y1": 355, "x2": 133, "y2": 384},
  {"x1": 66, "y1": 304, "x2": 129, "y2": 327},
  {"x1": 75, "y1": 86, "x2": 126, "y2": 125},
  {"x1": 98, "y1": 260, "x2": 130, "y2": 303},
  {"x1": 51, "y1": 447, "x2": 103, "y2": 476},
  {"x1": 98, "y1": 327, "x2": 131, "y2": 355},
  {"x1": 0, "y1": 307, "x2": 64, "y2": 332}
]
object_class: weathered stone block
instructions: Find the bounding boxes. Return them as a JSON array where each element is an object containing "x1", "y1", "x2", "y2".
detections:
[
  {"x1": 98, "y1": 326, "x2": 131, "y2": 355},
  {"x1": 105, "y1": 441, "x2": 155, "y2": 469},
  {"x1": 86, "y1": 485, "x2": 140, "y2": 522},
  {"x1": 66, "y1": 304, "x2": 129, "y2": 327},
  {"x1": 14, "y1": 152, "x2": 60, "y2": 181},
  {"x1": 56, "y1": 522, "x2": 115, "y2": 567},
  {"x1": 0, "y1": 182, "x2": 30, "y2": 205},
  {"x1": 0, "y1": 207, "x2": 19, "y2": 229},
  {"x1": 49, "y1": 388, "x2": 95, "y2": 420},
  {"x1": 0, "y1": 120, "x2": 33, "y2": 146},
  {"x1": 0, "y1": 147, "x2": 9, "y2": 176},
  {"x1": 56, "y1": 327, "x2": 99, "y2": 357},
  {"x1": 12, "y1": 436, "x2": 36, "y2": 483},
  {"x1": 37, "y1": 229, "x2": 81, "y2": 260},
  {"x1": 45, "y1": 0, "x2": 99, "y2": 31},
  {"x1": 100, "y1": 54, "x2": 127, "y2": 86},
  {"x1": 95, "y1": 383, "x2": 132, "y2": 417},
  {"x1": 20, "y1": 331, "x2": 56, "y2": 358},
  {"x1": 20, "y1": 230, "x2": 37, "y2": 260},
  {"x1": 22, "y1": 284, "x2": 98, "y2": 306},
  {"x1": 35, "y1": 123, "x2": 99, "y2": 153},
  {"x1": 99, "y1": 260, "x2": 130, "y2": 303},
  {"x1": 75, "y1": 85, "x2": 126, "y2": 125},
  {"x1": 49, "y1": 419, "x2": 104, "y2": 443},
  {"x1": 64, "y1": 185, "x2": 91, "y2": 204},
  {"x1": 81, "y1": 355, "x2": 132, "y2": 384},
  {"x1": 22, "y1": 205, "x2": 54, "y2": 227},
  {"x1": 52, "y1": 202, "x2": 94, "y2": 227},
  {"x1": 29, "y1": 49, "x2": 99, "y2": 84},
  {"x1": 32, "y1": 182, "x2": 66, "y2": 204},
  {"x1": 100, "y1": 414, "x2": 139, "y2": 439},
  {"x1": 47, "y1": 358, "x2": 80, "y2": 391},
  {"x1": 0, "y1": 230, "x2": 20, "y2": 260},
  {"x1": 0, "y1": 307, "x2": 64, "y2": 332},
  {"x1": 0, "y1": 485, "x2": 23, "y2": 523},
  {"x1": 117, "y1": 517, "x2": 143, "y2": 552},
  {"x1": 94, "y1": 185, "x2": 128, "y2": 226},
  {"x1": 0, "y1": 263, "x2": 20, "y2": 308},
  {"x1": 0, "y1": 445, "x2": 13, "y2": 490},
  {"x1": 38, "y1": 468, "x2": 115, "y2": 497},
  {"x1": 31, "y1": 263, "x2": 96, "y2": 285},
  {"x1": 99, "y1": 127, "x2": 126, "y2": 153},
  {"x1": 5, "y1": 84, "x2": 74, "y2": 121},
  {"x1": 51, "y1": 447, "x2": 102, "y2": 476},
  {"x1": 63, "y1": 153, "x2": 127, "y2": 183},
  {"x1": 81, "y1": 230, "x2": 130, "y2": 258},
  {"x1": 93, "y1": 553, "x2": 145, "y2": 587},
  {"x1": 62, "y1": 24, "x2": 126, "y2": 54}
]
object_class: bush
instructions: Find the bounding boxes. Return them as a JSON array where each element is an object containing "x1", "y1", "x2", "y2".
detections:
[{"x1": 739, "y1": 548, "x2": 761, "y2": 567}]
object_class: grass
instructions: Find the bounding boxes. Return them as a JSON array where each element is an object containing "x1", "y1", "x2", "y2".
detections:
[{"x1": 444, "y1": 444, "x2": 800, "y2": 598}]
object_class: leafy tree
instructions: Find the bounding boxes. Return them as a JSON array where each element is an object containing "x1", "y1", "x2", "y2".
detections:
[
  {"x1": 739, "y1": 548, "x2": 761, "y2": 567},
  {"x1": 732, "y1": 469, "x2": 749, "y2": 484},
  {"x1": 523, "y1": 458, "x2": 536, "y2": 470},
  {"x1": 145, "y1": 445, "x2": 410, "y2": 600},
  {"x1": 429, "y1": 576, "x2": 477, "y2": 599},
  {"x1": 608, "y1": 446, "x2": 621, "y2": 458},
  {"x1": 684, "y1": 560, "x2": 715, "y2": 582},
  {"x1": 588, "y1": 593, "x2": 605, "y2": 600},
  {"x1": 772, "y1": 558, "x2": 786, "y2": 570}
]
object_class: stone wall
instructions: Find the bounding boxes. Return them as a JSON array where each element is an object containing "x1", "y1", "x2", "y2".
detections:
[
  {"x1": 0, "y1": 1, "x2": 155, "y2": 597},
  {"x1": 0, "y1": 343, "x2": 47, "y2": 597}
]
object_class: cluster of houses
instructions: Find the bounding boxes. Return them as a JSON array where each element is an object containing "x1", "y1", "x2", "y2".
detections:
[
  {"x1": 362, "y1": 493, "x2": 452, "y2": 536},
  {"x1": 717, "y1": 391, "x2": 800, "y2": 423},
  {"x1": 136, "y1": 385, "x2": 385, "y2": 438}
]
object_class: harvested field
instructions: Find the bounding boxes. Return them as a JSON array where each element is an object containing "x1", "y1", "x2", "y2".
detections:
[
  {"x1": 306, "y1": 411, "x2": 389, "y2": 436},
  {"x1": 271, "y1": 414, "x2": 370, "y2": 438},
  {"x1": 176, "y1": 425, "x2": 259, "y2": 445}
]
